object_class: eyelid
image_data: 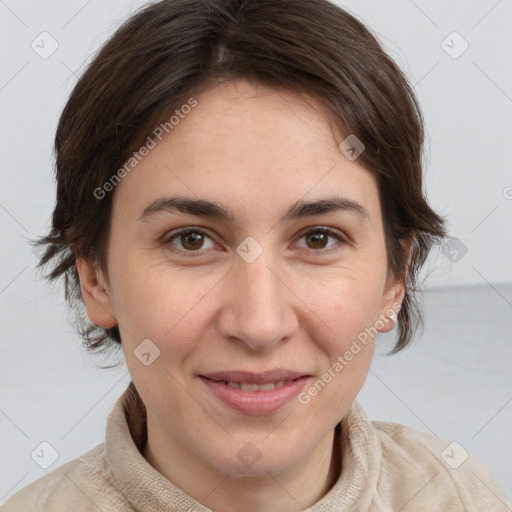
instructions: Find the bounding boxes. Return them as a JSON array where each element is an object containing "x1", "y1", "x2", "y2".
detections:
[
  {"x1": 163, "y1": 225, "x2": 349, "y2": 257},
  {"x1": 293, "y1": 226, "x2": 350, "y2": 254},
  {"x1": 163, "y1": 226, "x2": 220, "y2": 258},
  {"x1": 295, "y1": 225, "x2": 348, "y2": 243}
]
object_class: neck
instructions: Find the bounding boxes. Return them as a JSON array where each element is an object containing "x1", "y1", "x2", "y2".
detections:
[{"x1": 142, "y1": 421, "x2": 341, "y2": 512}]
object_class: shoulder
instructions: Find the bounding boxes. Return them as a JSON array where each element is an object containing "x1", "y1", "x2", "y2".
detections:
[
  {"x1": 370, "y1": 419, "x2": 512, "y2": 511},
  {"x1": 1, "y1": 443, "x2": 130, "y2": 512}
]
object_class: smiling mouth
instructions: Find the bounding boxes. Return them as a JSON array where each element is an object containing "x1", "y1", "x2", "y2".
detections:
[
  {"x1": 202, "y1": 377, "x2": 304, "y2": 392},
  {"x1": 199, "y1": 372, "x2": 311, "y2": 414}
]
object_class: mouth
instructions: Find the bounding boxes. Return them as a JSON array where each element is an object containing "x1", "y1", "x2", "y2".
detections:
[
  {"x1": 200, "y1": 369, "x2": 308, "y2": 387},
  {"x1": 212, "y1": 380, "x2": 293, "y2": 391},
  {"x1": 198, "y1": 370, "x2": 311, "y2": 415}
]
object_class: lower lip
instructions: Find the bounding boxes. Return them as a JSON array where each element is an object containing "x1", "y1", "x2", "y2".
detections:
[{"x1": 200, "y1": 376, "x2": 309, "y2": 415}]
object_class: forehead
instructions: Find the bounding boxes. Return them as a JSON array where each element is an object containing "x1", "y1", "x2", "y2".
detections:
[
  {"x1": 112, "y1": 79, "x2": 381, "y2": 225},
  {"x1": 178, "y1": 80, "x2": 341, "y2": 154}
]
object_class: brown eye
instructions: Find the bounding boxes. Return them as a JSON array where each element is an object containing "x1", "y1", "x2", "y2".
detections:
[
  {"x1": 164, "y1": 226, "x2": 346, "y2": 259},
  {"x1": 305, "y1": 232, "x2": 329, "y2": 249},
  {"x1": 166, "y1": 228, "x2": 216, "y2": 254},
  {"x1": 180, "y1": 231, "x2": 205, "y2": 251},
  {"x1": 296, "y1": 227, "x2": 346, "y2": 252}
]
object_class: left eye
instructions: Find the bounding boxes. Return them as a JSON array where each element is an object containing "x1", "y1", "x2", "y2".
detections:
[
  {"x1": 295, "y1": 227, "x2": 344, "y2": 251},
  {"x1": 165, "y1": 227, "x2": 345, "y2": 256}
]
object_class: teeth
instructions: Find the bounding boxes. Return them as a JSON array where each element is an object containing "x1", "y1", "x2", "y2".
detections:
[
  {"x1": 258, "y1": 382, "x2": 277, "y2": 391},
  {"x1": 224, "y1": 380, "x2": 291, "y2": 392},
  {"x1": 240, "y1": 383, "x2": 260, "y2": 392}
]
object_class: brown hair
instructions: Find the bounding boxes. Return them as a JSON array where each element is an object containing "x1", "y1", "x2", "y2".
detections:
[{"x1": 32, "y1": 0, "x2": 447, "y2": 368}]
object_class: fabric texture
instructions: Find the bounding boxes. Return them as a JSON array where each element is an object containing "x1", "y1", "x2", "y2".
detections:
[{"x1": 3, "y1": 381, "x2": 511, "y2": 511}]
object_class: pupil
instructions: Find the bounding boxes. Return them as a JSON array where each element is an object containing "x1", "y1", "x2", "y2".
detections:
[
  {"x1": 183, "y1": 232, "x2": 203, "y2": 250},
  {"x1": 308, "y1": 233, "x2": 326, "y2": 249}
]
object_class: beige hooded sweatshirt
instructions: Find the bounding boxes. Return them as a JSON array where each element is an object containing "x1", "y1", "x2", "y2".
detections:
[{"x1": 2, "y1": 382, "x2": 511, "y2": 511}]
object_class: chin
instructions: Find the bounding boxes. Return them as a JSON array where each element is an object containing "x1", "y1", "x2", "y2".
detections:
[
  {"x1": 228, "y1": 457, "x2": 295, "y2": 478},
  {"x1": 204, "y1": 438, "x2": 304, "y2": 478}
]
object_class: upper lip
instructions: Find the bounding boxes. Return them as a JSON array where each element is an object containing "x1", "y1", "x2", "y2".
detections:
[{"x1": 200, "y1": 370, "x2": 310, "y2": 384}]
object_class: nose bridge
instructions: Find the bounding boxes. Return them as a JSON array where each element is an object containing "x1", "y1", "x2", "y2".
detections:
[{"x1": 217, "y1": 244, "x2": 298, "y2": 351}]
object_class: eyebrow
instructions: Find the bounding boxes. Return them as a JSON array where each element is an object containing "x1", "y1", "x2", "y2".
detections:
[{"x1": 138, "y1": 195, "x2": 370, "y2": 226}]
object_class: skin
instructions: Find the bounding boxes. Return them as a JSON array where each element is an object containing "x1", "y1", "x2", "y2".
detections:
[{"x1": 76, "y1": 78, "x2": 412, "y2": 512}]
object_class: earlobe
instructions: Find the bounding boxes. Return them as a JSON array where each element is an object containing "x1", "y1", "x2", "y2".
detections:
[
  {"x1": 377, "y1": 280, "x2": 404, "y2": 334},
  {"x1": 75, "y1": 257, "x2": 118, "y2": 329},
  {"x1": 382, "y1": 292, "x2": 404, "y2": 333},
  {"x1": 377, "y1": 235, "x2": 414, "y2": 333}
]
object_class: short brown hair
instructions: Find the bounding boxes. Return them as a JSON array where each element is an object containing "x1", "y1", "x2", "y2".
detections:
[{"x1": 32, "y1": 0, "x2": 447, "y2": 367}]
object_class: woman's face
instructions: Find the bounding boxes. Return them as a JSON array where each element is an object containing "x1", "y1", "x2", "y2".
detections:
[{"x1": 78, "y1": 79, "x2": 405, "y2": 478}]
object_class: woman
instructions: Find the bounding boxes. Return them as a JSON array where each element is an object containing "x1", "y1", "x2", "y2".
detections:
[{"x1": 4, "y1": 0, "x2": 511, "y2": 510}]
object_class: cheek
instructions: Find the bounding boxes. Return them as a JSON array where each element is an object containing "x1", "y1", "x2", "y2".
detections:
[
  {"x1": 294, "y1": 265, "x2": 385, "y2": 407},
  {"x1": 109, "y1": 258, "x2": 219, "y2": 354},
  {"x1": 296, "y1": 278, "x2": 381, "y2": 414},
  {"x1": 298, "y1": 264, "x2": 385, "y2": 349}
]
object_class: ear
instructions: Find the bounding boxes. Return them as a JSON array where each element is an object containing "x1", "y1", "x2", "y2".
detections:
[
  {"x1": 377, "y1": 235, "x2": 414, "y2": 333},
  {"x1": 75, "y1": 256, "x2": 118, "y2": 329}
]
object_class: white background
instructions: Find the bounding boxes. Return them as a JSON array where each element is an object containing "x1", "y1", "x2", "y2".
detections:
[{"x1": 1, "y1": 0, "x2": 511, "y2": 506}]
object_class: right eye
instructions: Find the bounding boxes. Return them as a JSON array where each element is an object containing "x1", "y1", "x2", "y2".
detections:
[{"x1": 164, "y1": 228, "x2": 218, "y2": 257}]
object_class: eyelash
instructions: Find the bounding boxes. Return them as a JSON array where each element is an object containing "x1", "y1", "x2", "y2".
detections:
[{"x1": 163, "y1": 226, "x2": 348, "y2": 258}]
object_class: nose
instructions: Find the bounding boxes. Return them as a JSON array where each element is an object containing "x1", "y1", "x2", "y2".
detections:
[{"x1": 216, "y1": 249, "x2": 300, "y2": 352}]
